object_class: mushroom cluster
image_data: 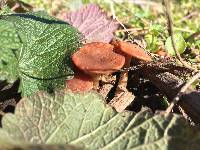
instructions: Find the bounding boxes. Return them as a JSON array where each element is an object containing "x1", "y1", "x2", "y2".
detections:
[{"x1": 65, "y1": 40, "x2": 152, "y2": 92}]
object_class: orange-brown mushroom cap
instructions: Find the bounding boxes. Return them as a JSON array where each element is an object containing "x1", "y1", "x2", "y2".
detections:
[
  {"x1": 111, "y1": 39, "x2": 152, "y2": 62},
  {"x1": 72, "y1": 42, "x2": 125, "y2": 74},
  {"x1": 66, "y1": 70, "x2": 93, "y2": 92}
]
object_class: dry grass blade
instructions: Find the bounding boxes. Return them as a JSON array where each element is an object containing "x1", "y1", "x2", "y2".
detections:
[{"x1": 163, "y1": 0, "x2": 196, "y2": 71}]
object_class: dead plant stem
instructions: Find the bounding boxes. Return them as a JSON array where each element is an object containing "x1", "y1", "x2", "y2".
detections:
[{"x1": 163, "y1": 0, "x2": 195, "y2": 71}]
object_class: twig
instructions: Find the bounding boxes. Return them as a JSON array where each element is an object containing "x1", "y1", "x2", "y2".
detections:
[
  {"x1": 186, "y1": 31, "x2": 200, "y2": 41},
  {"x1": 117, "y1": 27, "x2": 148, "y2": 32},
  {"x1": 178, "y1": 11, "x2": 199, "y2": 24},
  {"x1": 165, "y1": 71, "x2": 200, "y2": 115},
  {"x1": 178, "y1": 106, "x2": 189, "y2": 120},
  {"x1": 139, "y1": 64, "x2": 200, "y2": 122},
  {"x1": 163, "y1": 0, "x2": 195, "y2": 71},
  {"x1": 174, "y1": 27, "x2": 194, "y2": 33},
  {"x1": 128, "y1": 0, "x2": 161, "y2": 7}
]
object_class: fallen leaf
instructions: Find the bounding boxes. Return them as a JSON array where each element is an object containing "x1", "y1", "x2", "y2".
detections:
[{"x1": 58, "y1": 4, "x2": 119, "y2": 43}]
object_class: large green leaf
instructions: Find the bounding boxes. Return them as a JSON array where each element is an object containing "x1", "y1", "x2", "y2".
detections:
[
  {"x1": 0, "y1": 124, "x2": 79, "y2": 150},
  {"x1": 0, "y1": 20, "x2": 21, "y2": 50},
  {"x1": 0, "y1": 17, "x2": 21, "y2": 82},
  {"x1": 0, "y1": 145, "x2": 79, "y2": 150},
  {"x1": 0, "y1": 91, "x2": 199, "y2": 150},
  {"x1": 0, "y1": 11, "x2": 83, "y2": 95},
  {"x1": 0, "y1": 48, "x2": 19, "y2": 82}
]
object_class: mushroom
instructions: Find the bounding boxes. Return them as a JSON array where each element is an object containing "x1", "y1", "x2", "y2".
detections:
[
  {"x1": 111, "y1": 39, "x2": 152, "y2": 64},
  {"x1": 111, "y1": 39, "x2": 152, "y2": 91},
  {"x1": 72, "y1": 42, "x2": 125, "y2": 89},
  {"x1": 104, "y1": 39, "x2": 153, "y2": 112},
  {"x1": 65, "y1": 69, "x2": 93, "y2": 93}
]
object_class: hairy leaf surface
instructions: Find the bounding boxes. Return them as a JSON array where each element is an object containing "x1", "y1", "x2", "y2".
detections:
[
  {"x1": 0, "y1": 18, "x2": 21, "y2": 82},
  {"x1": 0, "y1": 20, "x2": 21, "y2": 50},
  {"x1": 0, "y1": 91, "x2": 199, "y2": 150},
  {"x1": 0, "y1": 48, "x2": 18, "y2": 82},
  {"x1": 0, "y1": 11, "x2": 83, "y2": 95}
]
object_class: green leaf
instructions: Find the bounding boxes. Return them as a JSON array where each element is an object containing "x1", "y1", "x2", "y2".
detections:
[
  {"x1": 0, "y1": 11, "x2": 83, "y2": 95},
  {"x1": 149, "y1": 24, "x2": 165, "y2": 36},
  {"x1": 0, "y1": 13, "x2": 22, "y2": 83},
  {"x1": 0, "y1": 91, "x2": 199, "y2": 149},
  {"x1": 0, "y1": 145, "x2": 79, "y2": 150},
  {"x1": 145, "y1": 24, "x2": 166, "y2": 53},
  {"x1": 20, "y1": 73, "x2": 68, "y2": 96},
  {"x1": 165, "y1": 33, "x2": 186, "y2": 56},
  {"x1": 0, "y1": 6, "x2": 12, "y2": 15},
  {"x1": 145, "y1": 34, "x2": 159, "y2": 53},
  {"x1": 0, "y1": 20, "x2": 22, "y2": 50},
  {"x1": 0, "y1": 130, "x2": 79, "y2": 150},
  {"x1": 0, "y1": 19, "x2": 21, "y2": 83},
  {"x1": 0, "y1": 48, "x2": 19, "y2": 82}
]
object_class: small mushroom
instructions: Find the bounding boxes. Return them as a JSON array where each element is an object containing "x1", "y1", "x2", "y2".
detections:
[
  {"x1": 72, "y1": 42, "x2": 125, "y2": 89},
  {"x1": 111, "y1": 39, "x2": 152, "y2": 64},
  {"x1": 65, "y1": 69, "x2": 93, "y2": 92},
  {"x1": 111, "y1": 39, "x2": 152, "y2": 91}
]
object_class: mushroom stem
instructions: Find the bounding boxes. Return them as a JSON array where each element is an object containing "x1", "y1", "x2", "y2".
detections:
[
  {"x1": 117, "y1": 56, "x2": 131, "y2": 92},
  {"x1": 91, "y1": 74, "x2": 101, "y2": 90}
]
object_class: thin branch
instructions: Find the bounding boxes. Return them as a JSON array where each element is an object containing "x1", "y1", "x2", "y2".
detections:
[
  {"x1": 117, "y1": 27, "x2": 194, "y2": 34},
  {"x1": 166, "y1": 71, "x2": 200, "y2": 115},
  {"x1": 117, "y1": 27, "x2": 148, "y2": 32},
  {"x1": 128, "y1": 0, "x2": 161, "y2": 7},
  {"x1": 178, "y1": 106, "x2": 189, "y2": 120},
  {"x1": 178, "y1": 11, "x2": 199, "y2": 24},
  {"x1": 174, "y1": 27, "x2": 194, "y2": 33},
  {"x1": 186, "y1": 31, "x2": 200, "y2": 41},
  {"x1": 163, "y1": 0, "x2": 195, "y2": 71}
]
